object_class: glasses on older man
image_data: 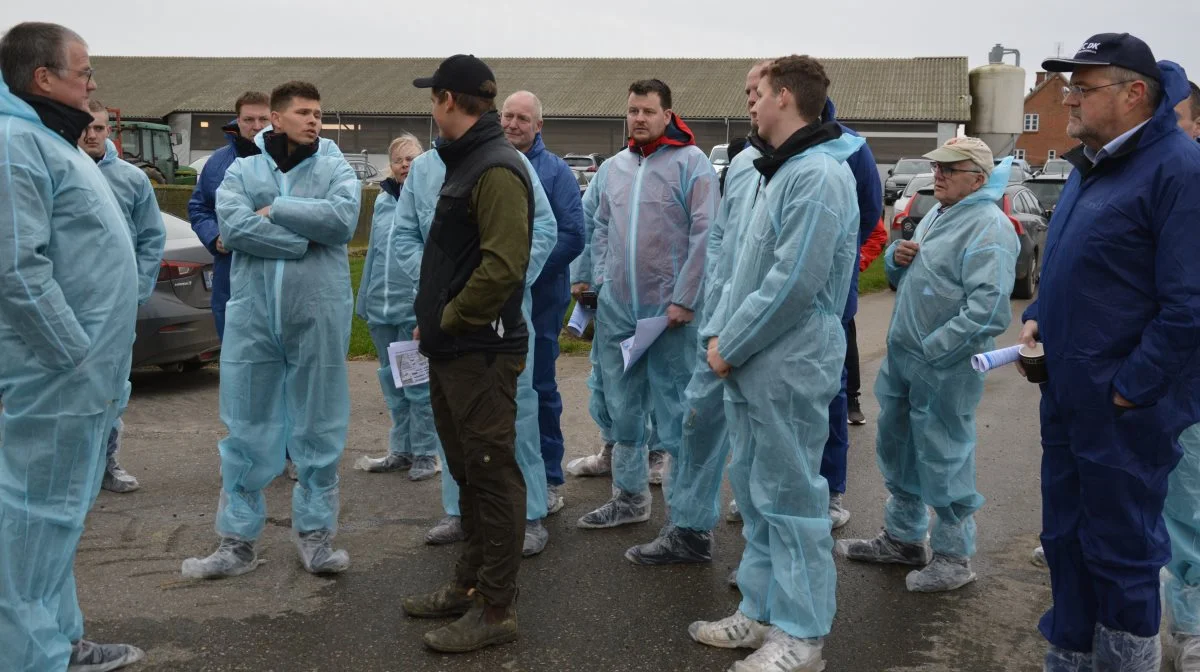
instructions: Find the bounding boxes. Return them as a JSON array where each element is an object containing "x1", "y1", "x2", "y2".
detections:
[
  {"x1": 52, "y1": 66, "x2": 95, "y2": 84},
  {"x1": 931, "y1": 163, "x2": 982, "y2": 177}
]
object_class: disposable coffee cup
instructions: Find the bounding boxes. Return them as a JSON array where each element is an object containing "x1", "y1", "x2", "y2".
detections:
[{"x1": 1019, "y1": 343, "x2": 1048, "y2": 383}]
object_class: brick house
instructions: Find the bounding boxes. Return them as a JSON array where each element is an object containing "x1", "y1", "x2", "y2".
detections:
[{"x1": 1016, "y1": 71, "x2": 1076, "y2": 167}]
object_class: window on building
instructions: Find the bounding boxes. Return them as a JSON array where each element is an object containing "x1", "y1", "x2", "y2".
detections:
[
  {"x1": 1014, "y1": 149, "x2": 1027, "y2": 160},
  {"x1": 1024, "y1": 113, "x2": 1039, "y2": 132},
  {"x1": 1047, "y1": 149, "x2": 1057, "y2": 160}
]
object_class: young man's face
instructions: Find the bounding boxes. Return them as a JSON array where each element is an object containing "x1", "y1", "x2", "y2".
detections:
[
  {"x1": 752, "y1": 76, "x2": 784, "y2": 140},
  {"x1": 237, "y1": 104, "x2": 270, "y2": 140},
  {"x1": 627, "y1": 92, "x2": 670, "y2": 145},
  {"x1": 745, "y1": 66, "x2": 763, "y2": 128},
  {"x1": 1175, "y1": 98, "x2": 1198, "y2": 140},
  {"x1": 79, "y1": 108, "x2": 109, "y2": 159},
  {"x1": 270, "y1": 97, "x2": 321, "y2": 145}
]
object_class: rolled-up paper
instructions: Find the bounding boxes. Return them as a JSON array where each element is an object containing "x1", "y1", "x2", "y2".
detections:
[
  {"x1": 971, "y1": 344, "x2": 1022, "y2": 373},
  {"x1": 567, "y1": 303, "x2": 594, "y2": 337}
]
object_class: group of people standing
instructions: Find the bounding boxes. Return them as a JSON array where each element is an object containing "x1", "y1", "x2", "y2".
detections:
[{"x1": 4, "y1": 16, "x2": 1200, "y2": 672}]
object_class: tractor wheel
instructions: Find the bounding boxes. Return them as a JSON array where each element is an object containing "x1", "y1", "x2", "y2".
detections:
[{"x1": 128, "y1": 159, "x2": 166, "y2": 185}]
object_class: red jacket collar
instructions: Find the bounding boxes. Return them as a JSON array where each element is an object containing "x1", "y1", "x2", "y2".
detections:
[{"x1": 628, "y1": 113, "x2": 697, "y2": 157}]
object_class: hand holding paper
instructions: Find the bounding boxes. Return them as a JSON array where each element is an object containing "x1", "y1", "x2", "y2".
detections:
[
  {"x1": 619, "y1": 316, "x2": 670, "y2": 372},
  {"x1": 971, "y1": 344, "x2": 1022, "y2": 373},
  {"x1": 387, "y1": 341, "x2": 429, "y2": 388}
]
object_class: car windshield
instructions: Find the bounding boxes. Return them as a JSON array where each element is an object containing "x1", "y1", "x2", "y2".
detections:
[
  {"x1": 1025, "y1": 181, "x2": 1066, "y2": 209},
  {"x1": 564, "y1": 156, "x2": 594, "y2": 168},
  {"x1": 894, "y1": 159, "x2": 930, "y2": 175},
  {"x1": 903, "y1": 175, "x2": 934, "y2": 196},
  {"x1": 710, "y1": 146, "x2": 728, "y2": 165},
  {"x1": 1041, "y1": 160, "x2": 1071, "y2": 176},
  {"x1": 909, "y1": 192, "x2": 940, "y2": 220}
]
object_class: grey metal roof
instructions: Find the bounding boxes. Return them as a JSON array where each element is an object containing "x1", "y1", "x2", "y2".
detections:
[{"x1": 89, "y1": 56, "x2": 971, "y2": 122}]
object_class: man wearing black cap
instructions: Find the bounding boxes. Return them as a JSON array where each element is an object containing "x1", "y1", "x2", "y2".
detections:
[
  {"x1": 401, "y1": 54, "x2": 533, "y2": 654},
  {"x1": 1017, "y1": 33, "x2": 1200, "y2": 671}
]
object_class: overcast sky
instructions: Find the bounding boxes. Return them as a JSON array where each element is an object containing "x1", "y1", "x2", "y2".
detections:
[{"x1": 5, "y1": 1, "x2": 1199, "y2": 85}]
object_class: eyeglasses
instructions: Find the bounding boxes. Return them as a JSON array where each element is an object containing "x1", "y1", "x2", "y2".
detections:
[
  {"x1": 53, "y1": 66, "x2": 95, "y2": 84},
  {"x1": 1061, "y1": 80, "x2": 1133, "y2": 100},
  {"x1": 931, "y1": 163, "x2": 983, "y2": 177}
]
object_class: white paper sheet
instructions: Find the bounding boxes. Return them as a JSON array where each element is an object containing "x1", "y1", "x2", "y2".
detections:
[
  {"x1": 971, "y1": 344, "x2": 1022, "y2": 373},
  {"x1": 387, "y1": 340, "x2": 429, "y2": 388},
  {"x1": 567, "y1": 303, "x2": 594, "y2": 337},
  {"x1": 619, "y1": 316, "x2": 670, "y2": 372}
]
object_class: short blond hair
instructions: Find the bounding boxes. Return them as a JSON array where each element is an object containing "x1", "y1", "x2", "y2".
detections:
[{"x1": 388, "y1": 133, "x2": 423, "y2": 159}]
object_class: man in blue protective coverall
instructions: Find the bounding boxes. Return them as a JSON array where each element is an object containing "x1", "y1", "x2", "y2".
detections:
[
  {"x1": 500, "y1": 90, "x2": 585, "y2": 515},
  {"x1": 1017, "y1": 33, "x2": 1200, "y2": 672},
  {"x1": 181, "y1": 81, "x2": 360, "y2": 579},
  {"x1": 388, "y1": 144, "x2": 559, "y2": 557},
  {"x1": 187, "y1": 90, "x2": 270, "y2": 341},
  {"x1": 79, "y1": 99, "x2": 165, "y2": 495},
  {"x1": 690, "y1": 54, "x2": 861, "y2": 672},
  {"x1": 0, "y1": 21, "x2": 145, "y2": 671},
  {"x1": 837, "y1": 137, "x2": 1017, "y2": 594}
]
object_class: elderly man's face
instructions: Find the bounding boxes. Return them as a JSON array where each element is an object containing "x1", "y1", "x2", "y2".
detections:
[
  {"x1": 1175, "y1": 98, "x2": 1198, "y2": 140},
  {"x1": 79, "y1": 108, "x2": 109, "y2": 159},
  {"x1": 501, "y1": 93, "x2": 541, "y2": 153},
  {"x1": 37, "y1": 41, "x2": 96, "y2": 111},
  {"x1": 932, "y1": 160, "x2": 987, "y2": 206}
]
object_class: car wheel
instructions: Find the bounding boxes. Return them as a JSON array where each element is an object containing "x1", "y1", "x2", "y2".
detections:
[{"x1": 1013, "y1": 251, "x2": 1038, "y2": 300}]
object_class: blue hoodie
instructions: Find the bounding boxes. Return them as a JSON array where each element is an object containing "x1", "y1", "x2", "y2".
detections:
[
  {"x1": 523, "y1": 133, "x2": 584, "y2": 285},
  {"x1": 1024, "y1": 60, "x2": 1200, "y2": 430}
]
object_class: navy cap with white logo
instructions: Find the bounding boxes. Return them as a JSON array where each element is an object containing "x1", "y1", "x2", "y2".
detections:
[{"x1": 1042, "y1": 32, "x2": 1160, "y2": 82}]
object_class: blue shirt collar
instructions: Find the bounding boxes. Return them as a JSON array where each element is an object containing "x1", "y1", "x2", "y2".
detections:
[{"x1": 1083, "y1": 119, "x2": 1150, "y2": 165}]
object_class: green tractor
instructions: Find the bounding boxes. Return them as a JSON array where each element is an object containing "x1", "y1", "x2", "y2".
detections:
[{"x1": 107, "y1": 108, "x2": 197, "y2": 186}]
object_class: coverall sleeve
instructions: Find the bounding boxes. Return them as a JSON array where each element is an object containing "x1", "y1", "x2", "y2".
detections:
[
  {"x1": 540, "y1": 162, "x2": 585, "y2": 280},
  {"x1": 217, "y1": 160, "x2": 310, "y2": 259},
  {"x1": 526, "y1": 172, "x2": 558, "y2": 283},
  {"x1": 131, "y1": 174, "x2": 166, "y2": 305},
  {"x1": 269, "y1": 160, "x2": 360, "y2": 246},
  {"x1": 883, "y1": 240, "x2": 909, "y2": 287},
  {"x1": 716, "y1": 192, "x2": 845, "y2": 368},
  {"x1": 671, "y1": 163, "x2": 717, "y2": 311},
  {"x1": 859, "y1": 219, "x2": 887, "y2": 272},
  {"x1": 919, "y1": 228, "x2": 1018, "y2": 368},
  {"x1": 354, "y1": 190, "x2": 388, "y2": 321},
  {"x1": 0, "y1": 142, "x2": 91, "y2": 369},
  {"x1": 441, "y1": 168, "x2": 530, "y2": 335},
  {"x1": 696, "y1": 182, "x2": 731, "y2": 334},
  {"x1": 589, "y1": 170, "x2": 610, "y2": 290},
  {"x1": 188, "y1": 156, "x2": 222, "y2": 254},
  {"x1": 1112, "y1": 184, "x2": 1200, "y2": 406}
]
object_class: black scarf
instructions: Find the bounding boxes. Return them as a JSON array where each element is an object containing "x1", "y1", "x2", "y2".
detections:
[
  {"x1": 753, "y1": 121, "x2": 843, "y2": 183},
  {"x1": 436, "y1": 110, "x2": 505, "y2": 172},
  {"x1": 15, "y1": 92, "x2": 93, "y2": 147},
  {"x1": 263, "y1": 131, "x2": 319, "y2": 173},
  {"x1": 379, "y1": 177, "x2": 401, "y2": 199}
]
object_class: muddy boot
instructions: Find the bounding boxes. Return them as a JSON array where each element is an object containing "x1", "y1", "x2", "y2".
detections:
[
  {"x1": 422, "y1": 597, "x2": 518, "y2": 653},
  {"x1": 402, "y1": 581, "x2": 474, "y2": 619}
]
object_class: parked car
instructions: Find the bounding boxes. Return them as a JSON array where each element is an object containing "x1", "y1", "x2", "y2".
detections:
[
  {"x1": 1037, "y1": 159, "x2": 1073, "y2": 177},
  {"x1": 573, "y1": 168, "x2": 590, "y2": 196},
  {"x1": 883, "y1": 158, "x2": 933, "y2": 204},
  {"x1": 564, "y1": 153, "x2": 606, "y2": 172},
  {"x1": 189, "y1": 153, "x2": 211, "y2": 176},
  {"x1": 891, "y1": 173, "x2": 934, "y2": 222},
  {"x1": 710, "y1": 143, "x2": 729, "y2": 180},
  {"x1": 133, "y1": 212, "x2": 221, "y2": 371},
  {"x1": 1024, "y1": 175, "x2": 1069, "y2": 215},
  {"x1": 345, "y1": 154, "x2": 381, "y2": 183},
  {"x1": 996, "y1": 157, "x2": 1035, "y2": 183},
  {"x1": 888, "y1": 183, "x2": 1049, "y2": 299}
]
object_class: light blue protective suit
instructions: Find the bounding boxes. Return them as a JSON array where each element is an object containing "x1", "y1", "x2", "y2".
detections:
[
  {"x1": 1165, "y1": 424, "x2": 1200, "y2": 638},
  {"x1": 876, "y1": 158, "x2": 1018, "y2": 559},
  {"x1": 214, "y1": 131, "x2": 360, "y2": 541},
  {"x1": 585, "y1": 139, "x2": 717, "y2": 498},
  {"x1": 701, "y1": 130, "x2": 863, "y2": 639},
  {"x1": 0, "y1": 80, "x2": 138, "y2": 670},
  {"x1": 397, "y1": 148, "x2": 556, "y2": 521},
  {"x1": 668, "y1": 141, "x2": 762, "y2": 531},
  {"x1": 354, "y1": 180, "x2": 439, "y2": 460}
]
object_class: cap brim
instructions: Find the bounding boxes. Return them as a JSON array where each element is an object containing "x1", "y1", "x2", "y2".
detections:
[
  {"x1": 412, "y1": 76, "x2": 437, "y2": 88},
  {"x1": 1041, "y1": 57, "x2": 1111, "y2": 73},
  {"x1": 922, "y1": 147, "x2": 970, "y2": 163}
]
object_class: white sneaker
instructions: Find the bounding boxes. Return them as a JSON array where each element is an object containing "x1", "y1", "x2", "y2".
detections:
[
  {"x1": 732, "y1": 627, "x2": 825, "y2": 672},
  {"x1": 688, "y1": 610, "x2": 771, "y2": 650}
]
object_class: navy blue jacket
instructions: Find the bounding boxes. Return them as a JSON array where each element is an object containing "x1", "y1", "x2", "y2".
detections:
[
  {"x1": 824, "y1": 99, "x2": 884, "y2": 323},
  {"x1": 1024, "y1": 61, "x2": 1200, "y2": 434},
  {"x1": 525, "y1": 133, "x2": 585, "y2": 287}
]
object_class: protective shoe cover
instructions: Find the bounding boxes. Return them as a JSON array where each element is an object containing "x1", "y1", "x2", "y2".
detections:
[
  {"x1": 688, "y1": 609, "x2": 770, "y2": 649},
  {"x1": 295, "y1": 529, "x2": 349, "y2": 575},
  {"x1": 353, "y1": 452, "x2": 413, "y2": 473},
  {"x1": 728, "y1": 499, "x2": 743, "y2": 523},
  {"x1": 905, "y1": 553, "x2": 976, "y2": 592},
  {"x1": 409, "y1": 454, "x2": 441, "y2": 482},
  {"x1": 422, "y1": 599, "x2": 518, "y2": 654},
  {"x1": 1164, "y1": 564, "x2": 1200, "y2": 670},
  {"x1": 729, "y1": 567, "x2": 740, "y2": 588},
  {"x1": 576, "y1": 487, "x2": 651, "y2": 529},
  {"x1": 1093, "y1": 623, "x2": 1160, "y2": 672},
  {"x1": 402, "y1": 581, "x2": 473, "y2": 618},
  {"x1": 102, "y1": 457, "x2": 140, "y2": 494},
  {"x1": 837, "y1": 530, "x2": 932, "y2": 566},
  {"x1": 522, "y1": 519, "x2": 549, "y2": 557},
  {"x1": 1033, "y1": 546, "x2": 1048, "y2": 568},
  {"x1": 426, "y1": 516, "x2": 466, "y2": 545},
  {"x1": 732, "y1": 628, "x2": 825, "y2": 672},
  {"x1": 546, "y1": 484, "x2": 565, "y2": 516},
  {"x1": 67, "y1": 639, "x2": 145, "y2": 672},
  {"x1": 625, "y1": 525, "x2": 713, "y2": 565},
  {"x1": 566, "y1": 442, "x2": 613, "y2": 477},
  {"x1": 181, "y1": 538, "x2": 260, "y2": 579},
  {"x1": 1043, "y1": 646, "x2": 1093, "y2": 672},
  {"x1": 649, "y1": 450, "x2": 668, "y2": 486},
  {"x1": 828, "y1": 494, "x2": 850, "y2": 530}
]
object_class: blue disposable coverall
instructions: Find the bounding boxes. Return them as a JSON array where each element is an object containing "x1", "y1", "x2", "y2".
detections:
[
  {"x1": 877, "y1": 159, "x2": 1018, "y2": 560},
  {"x1": 213, "y1": 131, "x2": 360, "y2": 541},
  {"x1": 397, "y1": 148, "x2": 557, "y2": 522},
  {"x1": 701, "y1": 127, "x2": 863, "y2": 639},
  {"x1": 0, "y1": 79, "x2": 139, "y2": 671},
  {"x1": 1028, "y1": 61, "x2": 1200, "y2": 663}
]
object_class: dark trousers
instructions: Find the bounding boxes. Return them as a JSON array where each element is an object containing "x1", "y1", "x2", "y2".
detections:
[
  {"x1": 428, "y1": 352, "x2": 527, "y2": 607},
  {"x1": 845, "y1": 318, "x2": 860, "y2": 400}
]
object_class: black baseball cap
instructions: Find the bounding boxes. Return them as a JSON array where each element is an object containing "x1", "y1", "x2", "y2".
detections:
[
  {"x1": 1042, "y1": 32, "x2": 1160, "y2": 82},
  {"x1": 412, "y1": 54, "x2": 497, "y2": 98}
]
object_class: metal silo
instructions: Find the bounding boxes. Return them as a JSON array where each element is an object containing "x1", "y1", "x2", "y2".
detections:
[{"x1": 967, "y1": 44, "x2": 1026, "y2": 158}]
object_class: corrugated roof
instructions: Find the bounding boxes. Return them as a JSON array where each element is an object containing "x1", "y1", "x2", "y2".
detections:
[{"x1": 89, "y1": 56, "x2": 971, "y2": 122}]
